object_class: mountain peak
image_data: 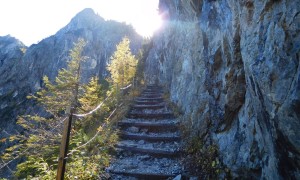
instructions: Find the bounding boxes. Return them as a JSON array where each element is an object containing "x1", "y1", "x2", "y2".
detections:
[
  {"x1": 74, "y1": 8, "x2": 102, "y2": 21},
  {"x1": 77, "y1": 8, "x2": 95, "y2": 15},
  {"x1": 0, "y1": 35, "x2": 25, "y2": 48},
  {"x1": 57, "y1": 8, "x2": 104, "y2": 34}
]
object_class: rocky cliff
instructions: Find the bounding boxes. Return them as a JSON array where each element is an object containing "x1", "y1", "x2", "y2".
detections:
[
  {"x1": 145, "y1": 0, "x2": 300, "y2": 179},
  {"x1": 0, "y1": 8, "x2": 142, "y2": 150}
]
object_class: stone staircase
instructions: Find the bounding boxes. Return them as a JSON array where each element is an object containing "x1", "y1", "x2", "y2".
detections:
[{"x1": 107, "y1": 85, "x2": 183, "y2": 179}]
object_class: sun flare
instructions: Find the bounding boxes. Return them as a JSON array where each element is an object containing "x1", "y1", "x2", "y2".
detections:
[{"x1": 131, "y1": 15, "x2": 162, "y2": 37}]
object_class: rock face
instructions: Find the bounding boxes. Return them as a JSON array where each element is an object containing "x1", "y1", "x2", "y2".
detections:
[
  {"x1": 0, "y1": 8, "x2": 141, "y2": 155},
  {"x1": 0, "y1": 36, "x2": 28, "y2": 133},
  {"x1": 145, "y1": 0, "x2": 300, "y2": 179}
]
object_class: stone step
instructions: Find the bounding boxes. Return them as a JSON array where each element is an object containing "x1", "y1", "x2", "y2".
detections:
[
  {"x1": 142, "y1": 91, "x2": 163, "y2": 94},
  {"x1": 120, "y1": 131, "x2": 180, "y2": 142},
  {"x1": 107, "y1": 155, "x2": 182, "y2": 179},
  {"x1": 118, "y1": 121, "x2": 178, "y2": 133},
  {"x1": 144, "y1": 89, "x2": 162, "y2": 92},
  {"x1": 116, "y1": 140, "x2": 180, "y2": 157},
  {"x1": 126, "y1": 112, "x2": 174, "y2": 119},
  {"x1": 120, "y1": 118, "x2": 179, "y2": 123},
  {"x1": 141, "y1": 90, "x2": 162, "y2": 94},
  {"x1": 135, "y1": 97, "x2": 164, "y2": 101},
  {"x1": 134, "y1": 100, "x2": 164, "y2": 105},
  {"x1": 142, "y1": 92, "x2": 163, "y2": 95},
  {"x1": 145, "y1": 86, "x2": 161, "y2": 89},
  {"x1": 131, "y1": 104, "x2": 165, "y2": 110},
  {"x1": 118, "y1": 120, "x2": 178, "y2": 128},
  {"x1": 109, "y1": 171, "x2": 176, "y2": 179},
  {"x1": 141, "y1": 91, "x2": 162, "y2": 94},
  {"x1": 140, "y1": 94, "x2": 162, "y2": 99},
  {"x1": 146, "y1": 85, "x2": 160, "y2": 87},
  {"x1": 108, "y1": 85, "x2": 183, "y2": 179},
  {"x1": 116, "y1": 146, "x2": 180, "y2": 157},
  {"x1": 129, "y1": 108, "x2": 170, "y2": 115},
  {"x1": 123, "y1": 126, "x2": 177, "y2": 134}
]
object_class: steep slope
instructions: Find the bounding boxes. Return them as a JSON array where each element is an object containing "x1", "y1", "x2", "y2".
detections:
[
  {"x1": 0, "y1": 36, "x2": 28, "y2": 131},
  {"x1": 145, "y1": 0, "x2": 300, "y2": 179},
  {"x1": 0, "y1": 8, "x2": 142, "y2": 155}
]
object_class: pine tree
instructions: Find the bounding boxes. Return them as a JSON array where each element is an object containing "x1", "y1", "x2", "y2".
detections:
[
  {"x1": 107, "y1": 37, "x2": 138, "y2": 88},
  {"x1": 29, "y1": 38, "x2": 86, "y2": 117},
  {"x1": 79, "y1": 76, "x2": 105, "y2": 112},
  {"x1": 1, "y1": 38, "x2": 89, "y2": 179},
  {"x1": 2, "y1": 38, "x2": 119, "y2": 179}
]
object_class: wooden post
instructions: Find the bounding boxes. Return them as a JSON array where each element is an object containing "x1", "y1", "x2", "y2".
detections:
[
  {"x1": 116, "y1": 83, "x2": 119, "y2": 101},
  {"x1": 56, "y1": 107, "x2": 73, "y2": 180},
  {"x1": 132, "y1": 77, "x2": 135, "y2": 89}
]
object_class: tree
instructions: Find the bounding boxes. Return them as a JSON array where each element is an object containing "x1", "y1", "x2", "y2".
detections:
[
  {"x1": 107, "y1": 37, "x2": 138, "y2": 88},
  {"x1": 31, "y1": 38, "x2": 87, "y2": 116},
  {"x1": 2, "y1": 38, "x2": 120, "y2": 179},
  {"x1": 1, "y1": 38, "x2": 89, "y2": 179},
  {"x1": 79, "y1": 77, "x2": 105, "y2": 112},
  {"x1": 78, "y1": 76, "x2": 110, "y2": 135}
]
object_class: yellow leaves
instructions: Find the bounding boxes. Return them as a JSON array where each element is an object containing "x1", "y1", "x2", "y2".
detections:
[
  {"x1": 17, "y1": 116, "x2": 30, "y2": 129},
  {"x1": 27, "y1": 39, "x2": 87, "y2": 116},
  {"x1": 17, "y1": 115, "x2": 48, "y2": 131},
  {"x1": 97, "y1": 126, "x2": 103, "y2": 132},
  {"x1": 0, "y1": 138, "x2": 7, "y2": 143},
  {"x1": 212, "y1": 160, "x2": 216, "y2": 168},
  {"x1": 9, "y1": 135, "x2": 22, "y2": 142},
  {"x1": 26, "y1": 95, "x2": 33, "y2": 99},
  {"x1": 27, "y1": 135, "x2": 40, "y2": 144},
  {"x1": 4, "y1": 144, "x2": 20, "y2": 152},
  {"x1": 107, "y1": 36, "x2": 138, "y2": 87}
]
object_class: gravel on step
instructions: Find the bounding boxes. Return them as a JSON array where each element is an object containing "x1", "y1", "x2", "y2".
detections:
[
  {"x1": 107, "y1": 154, "x2": 182, "y2": 176},
  {"x1": 131, "y1": 103, "x2": 166, "y2": 110},
  {"x1": 117, "y1": 140, "x2": 180, "y2": 152},
  {"x1": 121, "y1": 131, "x2": 180, "y2": 138},
  {"x1": 120, "y1": 118, "x2": 179, "y2": 124},
  {"x1": 129, "y1": 108, "x2": 170, "y2": 114}
]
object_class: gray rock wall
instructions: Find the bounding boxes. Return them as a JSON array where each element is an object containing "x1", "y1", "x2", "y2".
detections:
[
  {"x1": 145, "y1": 0, "x2": 300, "y2": 178},
  {"x1": 0, "y1": 36, "x2": 28, "y2": 131}
]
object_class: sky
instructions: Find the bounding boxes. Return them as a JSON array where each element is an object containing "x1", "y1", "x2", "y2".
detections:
[{"x1": 0, "y1": 0, "x2": 162, "y2": 46}]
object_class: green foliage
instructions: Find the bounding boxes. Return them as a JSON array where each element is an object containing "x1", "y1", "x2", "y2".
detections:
[
  {"x1": 28, "y1": 38, "x2": 87, "y2": 115},
  {"x1": 178, "y1": 110, "x2": 231, "y2": 178},
  {"x1": 62, "y1": 125, "x2": 118, "y2": 179},
  {"x1": 15, "y1": 156, "x2": 56, "y2": 179},
  {"x1": 79, "y1": 76, "x2": 106, "y2": 112},
  {"x1": 163, "y1": 92, "x2": 183, "y2": 117},
  {"x1": 183, "y1": 136, "x2": 223, "y2": 179},
  {"x1": 1, "y1": 34, "x2": 147, "y2": 179},
  {"x1": 107, "y1": 37, "x2": 138, "y2": 87},
  {"x1": 1, "y1": 113, "x2": 61, "y2": 179},
  {"x1": 1, "y1": 38, "x2": 119, "y2": 179},
  {"x1": 7, "y1": 121, "x2": 119, "y2": 179},
  {"x1": 78, "y1": 76, "x2": 110, "y2": 136},
  {"x1": 3, "y1": 38, "x2": 88, "y2": 178}
]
